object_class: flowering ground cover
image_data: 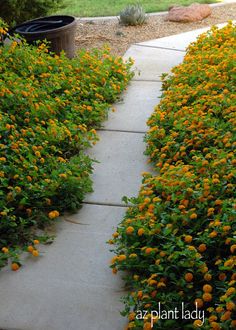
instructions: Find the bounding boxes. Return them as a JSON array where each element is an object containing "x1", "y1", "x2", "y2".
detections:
[
  {"x1": 110, "y1": 22, "x2": 236, "y2": 329},
  {"x1": 0, "y1": 20, "x2": 133, "y2": 270}
]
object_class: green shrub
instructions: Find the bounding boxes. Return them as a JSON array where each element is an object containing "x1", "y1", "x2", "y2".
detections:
[
  {"x1": 0, "y1": 20, "x2": 133, "y2": 270},
  {"x1": 0, "y1": 0, "x2": 64, "y2": 26},
  {"x1": 110, "y1": 22, "x2": 236, "y2": 329}
]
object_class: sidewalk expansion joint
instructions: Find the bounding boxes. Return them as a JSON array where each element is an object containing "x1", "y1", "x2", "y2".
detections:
[
  {"x1": 63, "y1": 217, "x2": 90, "y2": 225},
  {"x1": 83, "y1": 201, "x2": 130, "y2": 208},
  {"x1": 132, "y1": 78, "x2": 162, "y2": 83},
  {"x1": 97, "y1": 128, "x2": 146, "y2": 134},
  {"x1": 134, "y1": 43, "x2": 186, "y2": 53}
]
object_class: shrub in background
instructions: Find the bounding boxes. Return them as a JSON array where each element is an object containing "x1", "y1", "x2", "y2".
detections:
[
  {"x1": 119, "y1": 4, "x2": 147, "y2": 26},
  {"x1": 0, "y1": 19, "x2": 134, "y2": 270},
  {"x1": 110, "y1": 22, "x2": 236, "y2": 329},
  {"x1": 0, "y1": 0, "x2": 64, "y2": 26}
]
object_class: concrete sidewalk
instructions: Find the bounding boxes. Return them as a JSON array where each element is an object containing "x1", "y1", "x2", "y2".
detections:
[{"x1": 0, "y1": 24, "x2": 227, "y2": 330}]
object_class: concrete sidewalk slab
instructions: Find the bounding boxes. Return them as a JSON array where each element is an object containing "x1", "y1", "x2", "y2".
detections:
[
  {"x1": 104, "y1": 80, "x2": 162, "y2": 132},
  {"x1": 0, "y1": 205, "x2": 127, "y2": 330},
  {"x1": 0, "y1": 279, "x2": 126, "y2": 330},
  {"x1": 124, "y1": 45, "x2": 185, "y2": 81},
  {"x1": 137, "y1": 22, "x2": 235, "y2": 51},
  {"x1": 84, "y1": 131, "x2": 152, "y2": 205}
]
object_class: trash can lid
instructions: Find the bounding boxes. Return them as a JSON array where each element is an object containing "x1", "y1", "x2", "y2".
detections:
[{"x1": 12, "y1": 15, "x2": 76, "y2": 34}]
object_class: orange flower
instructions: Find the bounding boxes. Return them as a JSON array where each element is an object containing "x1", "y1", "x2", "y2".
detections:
[
  {"x1": 157, "y1": 281, "x2": 166, "y2": 288},
  {"x1": 145, "y1": 248, "x2": 153, "y2": 254},
  {"x1": 193, "y1": 320, "x2": 203, "y2": 328},
  {"x1": 230, "y1": 244, "x2": 236, "y2": 253},
  {"x1": 204, "y1": 273, "x2": 212, "y2": 281},
  {"x1": 198, "y1": 244, "x2": 207, "y2": 252},
  {"x1": 224, "y1": 259, "x2": 233, "y2": 267},
  {"x1": 220, "y1": 311, "x2": 231, "y2": 321},
  {"x1": 209, "y1": 231, "x2": 217, "y2": 238},
  {"x1": 27, "y1": 246, "x2": 34, "y2": 253},
  {"x1": 184, "y1": 235, "x2": 193, "y2": 243},
  {"x1": 143, "y1": 322, "x2": 152, "y2": 330},
  {"x1": 128, "y1": 312, "x2": 135, "y2": 321},
  {"x1": 48, "y1": 210, "x2": 60, "y2": 219},
  {"x1": 218, "y1": 273, "x2": 226, "y2": 282},
  {"x1": 138, "y1": 228, "x2": 145, "y2": 236},
  {"x1": 226, "y1": 301, "x2": 235, "y2": 311},
  {"x1": 202, "y1": 293, "x2": 212, "y2": 302},
  {"x1": 210, "y1": 322, "x2": 220, "y2": 330},
  {"x1": 112, "y1": 232, "x2": 119, "y2": 238},
  {"x1": 1, "y1": 247, "x2": 9, "y2": 253},
  {"x1": 137, "y1": 291, "x2": 143, "y2": 299},
  {"x1": 181, "y1": 199, "x2": 189, "y2": 207},
  {"x1": 34, "y1": 151, "x2": 41, "y2": 157},
  {"x1": 185, "y1": 273, "x2": 193, "y2": 282},
  {"x1": 11, "y1": 263, "x2": 20, "y2": 271},
  {"x1": 126, "y1": 226, "x2": 134, "y2": 235},
  {"x1": 226, "y1": 287, "x2": 235, "y2": 296},
  {"x1": 59, "y1": 173, "x2": 67, "y2": 179},
  {"x1": 32, "y1": 250, "x2": 39, "y2": 257},
  {"x1": 117, "y1": 254, "x2": 126, "y2": 261},
  {"x1": 216, "y1": 306, "x2": 224, "y2": 313},
  {"x1": 231, "y1": 274, "x2": 236, "y2": 280},
  {"x1": 203, "y1": 284, "x2": 212, "y2": 293}
]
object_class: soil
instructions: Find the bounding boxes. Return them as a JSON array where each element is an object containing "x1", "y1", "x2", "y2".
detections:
[{"x1": 75, "y1": 3, "x2": 236, "y2": 56}]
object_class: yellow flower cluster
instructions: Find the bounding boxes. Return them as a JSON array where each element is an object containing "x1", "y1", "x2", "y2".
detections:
[
  {"x1": 0, "y1": 20, "x2": 133, "y2": 271},
  {"x1": 111, "y1": 22, "x2": 236, "y2": 329}
]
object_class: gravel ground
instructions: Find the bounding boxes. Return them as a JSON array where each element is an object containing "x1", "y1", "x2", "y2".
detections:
[{"x1": 75, "y1": 3, "x2": 236, "y2": 56}]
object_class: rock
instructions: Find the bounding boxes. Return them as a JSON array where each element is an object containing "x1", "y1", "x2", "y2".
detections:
[{"x1": 165, "y1": 3, "x2": 211, "y2": 23}]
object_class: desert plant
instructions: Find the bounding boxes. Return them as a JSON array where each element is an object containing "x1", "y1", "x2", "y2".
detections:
[{"x1": 119, "y1": 4, "x2": 147, "y2": 26}]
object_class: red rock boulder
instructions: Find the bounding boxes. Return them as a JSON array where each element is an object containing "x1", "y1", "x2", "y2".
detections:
[{"x1": 166, "y1": 3, "x2": 212, "y2": 23}]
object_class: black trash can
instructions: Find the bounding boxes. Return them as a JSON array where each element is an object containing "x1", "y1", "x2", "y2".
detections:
[{"x1": 9, "y1": 15, "x2": 77, "y2": 58}]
